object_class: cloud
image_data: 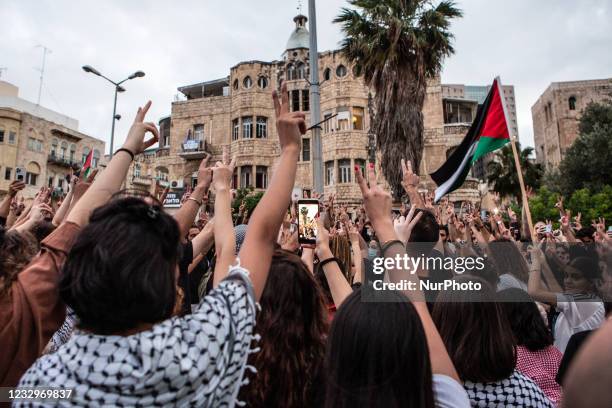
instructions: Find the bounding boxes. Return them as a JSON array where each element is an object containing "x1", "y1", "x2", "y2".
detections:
[{"x1": 1, "y1": 0, "x2": 609, "y2": 153}]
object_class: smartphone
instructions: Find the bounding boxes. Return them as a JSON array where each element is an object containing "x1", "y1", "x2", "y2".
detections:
[
  {"x1": 545, "y1": 224, "x2": 552, "y2": 233},
  {"x1": 297, "y1": 199, "x2": 319, "y2": 244},
  {"x1": 15, "y1": 167, "x2": 25, "y2": 181}
]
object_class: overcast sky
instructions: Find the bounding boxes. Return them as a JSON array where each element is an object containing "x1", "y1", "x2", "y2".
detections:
[{"x1": 1, "y1": 0, "x2": 610, "y2": 154}]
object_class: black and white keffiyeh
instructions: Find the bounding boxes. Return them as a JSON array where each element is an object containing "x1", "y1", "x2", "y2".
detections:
[
  {"x1": 463, "y1": 370, "x2": 554, "y2": 407},
  {"x1": 17, "y1": 265, "x2": 258, "y2": 407}
]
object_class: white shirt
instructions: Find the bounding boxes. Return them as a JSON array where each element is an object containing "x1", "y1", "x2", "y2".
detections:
[
  {"x1": 433, "y1": 374, "x2": 471, "y2": 407},
  {"x1": 554, "y1": 293, "x2": 605, "y2": 353}
]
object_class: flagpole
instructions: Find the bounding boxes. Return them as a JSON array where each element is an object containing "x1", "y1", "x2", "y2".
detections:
[{"x1": 495, "y1": 76, "x2": 535, "y2": 240}]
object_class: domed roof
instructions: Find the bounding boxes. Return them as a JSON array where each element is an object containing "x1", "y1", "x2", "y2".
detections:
[{"x1": 286, "y1": 14, "x2": 309, "y2": 50}]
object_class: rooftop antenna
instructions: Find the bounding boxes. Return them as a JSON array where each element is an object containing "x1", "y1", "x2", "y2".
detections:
[{"x1": 35, "y1": 45, "x2": 52, "y2": 105}]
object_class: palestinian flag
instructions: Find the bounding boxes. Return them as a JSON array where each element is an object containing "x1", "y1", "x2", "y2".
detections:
[
  {"x1": 82, "y1": 149, "x2": 94, "y2": 179},
  {"x1": 430, "y1": 77, "x2": 511, "y2": 202}
]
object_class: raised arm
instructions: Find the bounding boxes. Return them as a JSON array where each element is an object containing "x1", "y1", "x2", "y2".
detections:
[
  {"x1": 239, "y1": 82, "x2": 305, "y2": 300},
  {"x1": 356, "y1": 164, "x2": 460, "y2": 382},
  {"x1": 1, "y1": 181, "x2": 25, "y2": 226},
  {"x1": 174, "y1": 154, "x2": 212, "y2": 239},
  {"x1": 401, "y1": 159, "x2": 425, "y2": 208},
  {"x1": 316, "y1": 217, "x2": 353, "y2": 306},
  {"x1": 527, "y1": 245, "x2": 558, "y2": 306},
  {"x1": 66, "y1": 101, "x2": 159, "y2": 227},
  {"x1": 212, "y1": 156, "x2": 237, "y2": 285},
  {"x1": 52, "y1": 176, "x2": 78, "y2": 226}
]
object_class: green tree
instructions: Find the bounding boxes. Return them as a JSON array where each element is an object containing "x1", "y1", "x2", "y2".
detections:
[
  {"x1": 486, "y1": 143, "x2": 543, "y2": 202},
  {"x1": 231, "y1": 187, "x2": 264, "y2": 220},
  {"x1": 334, "y1": 0, "x2": 462, "y2": 197},
  {"x1": 557, "y1": 101, "x2": 612, "y2": 195}
]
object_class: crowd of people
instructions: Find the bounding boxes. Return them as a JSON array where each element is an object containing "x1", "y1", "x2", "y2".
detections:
[{"x1": 1, "y1": 84, "x2": 611, "y2": 407}]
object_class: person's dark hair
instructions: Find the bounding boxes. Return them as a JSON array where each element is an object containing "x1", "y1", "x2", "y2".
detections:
[
  {"x1": 240, "y1": 249, "x2": 328, "y2": 408},
  {"x1": 468, "y1": 257, "x2": 500, "y2": 288},
  {"x1": 568, "y1": 256, "x2": 601, "y2": 288},
  {"x1": 575, "y1": 226, "x2": 596, "y2": 241},
  {"x1": 407, "y1": 209, "x2": 439, "y2": 256},
  {"x1": 432, "y1": 275, "x2": 516, "y2": 383},
  {"x1": 488, "y1": 238, "x2": 529, "y2": 283},
  {"x1": 30, "y1": 220, "x2": 56, "y2": 244},
  {"x1": 498, "y1": 288, "x2": 553, "y2": 351},
  {"x1": 439, "y1": 224, "x2": 449, "y2": 235},
  {"x1": 324, "y1": 289, "x2": 434, "y2": 408},
  {"x1": 59, "y1": 197, "x2": 180, "y2": 335},
  {"x1": 0, "y1": 230, "x2": 38, "y2": 296}
]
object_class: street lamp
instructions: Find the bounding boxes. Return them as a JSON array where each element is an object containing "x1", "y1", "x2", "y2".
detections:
[{"x1": 82, "y1": 65, "x2": 145, "y2": 155}]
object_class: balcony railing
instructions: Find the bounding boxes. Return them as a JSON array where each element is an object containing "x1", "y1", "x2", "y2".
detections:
[
  {"x1": 47, "y1": 154, "x2": 80, "y2": 168},
  {"x1": 132, "y1": 175, "x2": 152, "y2": 186},
  {"x1": 179, "y1": 139, "x2": 210, "y2": 160}
]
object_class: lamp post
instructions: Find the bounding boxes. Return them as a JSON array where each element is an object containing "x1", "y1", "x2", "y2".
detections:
[{"x1": 82, "y1": 65, "x2": 145, "y2": 155}]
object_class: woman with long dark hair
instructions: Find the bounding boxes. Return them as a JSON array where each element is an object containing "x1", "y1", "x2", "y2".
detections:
[
  {"x1": 324, "y1": 289, "x2": 436, "y2": 407},
  {"x1": 498, "y1": 288, "x2": 563, "y2": 405},
  {"x1": 322, "y1": 172, "x2": 470, "y2": 407},
  {"x1": 433, "y1": 276, "x2": 553, "y2": 407},
  {"x1": 240, "y1": 249, "x2": 328, "y2": 407}
]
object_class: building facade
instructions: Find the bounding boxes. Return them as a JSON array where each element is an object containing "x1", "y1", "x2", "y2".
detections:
[
  {"x1": 532, "y1": 78, "x2": 612, "y2": 168},
  {"x1": 0, "y1": 81, "x2": 105, "y2": 199},
  {"x1": 127, "y1": 14, "x2": 483, "y2": 205}
]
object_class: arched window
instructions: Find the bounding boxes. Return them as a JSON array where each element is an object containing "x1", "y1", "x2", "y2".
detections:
[
  {"x1": 323, "y1": 68, "x2": 331, "y2": 81},
  {"x1": 243, "y1": 76, "x2": 253, "y2": 89},
  {"x1": 336, "y1": 65, "x2": 347, "y2": 78},
  {"x1": 51, "y1": 138, "x2": 58, "y2": 157},
  {"x1": 93, "y1": 149, "x2": 101, "y2": 167},
  {"x1": 352, "y1": 65, "x2": 362, "y2": 77},
  {"x1": 286, "y1": 63, "x2": 296, "y2": 81},
  {"x1": 134, "y1": 163, "x2": 141, "y2": 178},
  {"x1": 60, "y1": 141, "x2": 68, "y2": 159},
  {"x1": 155, "y1": 166, "x2": 169, "y2": 182},
  {"x1": 70, "y1": 144, "x2": 76, "y2": 162},
  {"x1": 233, "y1": 79, "x2": 239, "y2": 90},
  {"x1": 296, "y1": 62, "x2": 305, "y2": 80},
  {"x1": 82, "y1": 147, "x2": 90, "y2": 164},
  {"x1": 258, "y1": 76, "x2": 268, "y2": 89},
  {"x1": 568, "y1": 96, "x2": 576, "y2": 110},
  {"x1": 338, "y1": 159, "x2": 351, "y2": 183},
  {"x1": 26, "y1": 161, "x2": 41, "y2": 186}
]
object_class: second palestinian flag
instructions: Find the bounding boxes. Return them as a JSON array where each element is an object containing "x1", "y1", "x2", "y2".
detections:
[{"x1": 430, "y1": 77, "x2": 510, "y2": 202}]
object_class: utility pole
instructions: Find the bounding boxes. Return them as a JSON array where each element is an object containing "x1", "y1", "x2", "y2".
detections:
[
  {"x1": 35, "y1": 45, "x2": 52, "y2": 105},
  {"x1": 308, "y1": 0, "x2": 323, "y2": 194}
]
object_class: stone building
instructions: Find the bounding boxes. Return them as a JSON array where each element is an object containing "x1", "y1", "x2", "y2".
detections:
[
  {"x1": 0, "y1": 80, "x2": 105, "y2": 200},
  {"x1": 441, "y1": 83, "x2": 518, "y2": 181},
  {"x1": 127, "y1": 14, "x2": 483, "y2": 206},
  {"x1": 532, "y1": 78, "x2": 612, "y2": 168}
]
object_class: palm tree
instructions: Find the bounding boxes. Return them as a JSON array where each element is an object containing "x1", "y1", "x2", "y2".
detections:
[
  {"x1": 335, "y1": 0, "x2": 462, "y2": 197},
  {"x1": 486, "y1": 143, "x2": 544, "y2": 203}
]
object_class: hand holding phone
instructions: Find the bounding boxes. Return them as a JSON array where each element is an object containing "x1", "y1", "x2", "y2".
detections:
[{"x1": 297, "y1": 199, "x2": 319, "y2": 244}]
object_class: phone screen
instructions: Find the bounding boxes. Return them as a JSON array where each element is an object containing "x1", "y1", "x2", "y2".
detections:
[{"x1": 297, "y1": 199, "x2": 319, "y2": 244}]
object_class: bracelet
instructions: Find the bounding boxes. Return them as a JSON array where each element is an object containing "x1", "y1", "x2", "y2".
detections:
[
  {"x1": 187, "y1": 197, "x2": 202, "y2": 207},
  {"x1": 319, "y1": 257, "x2": 340, "y2": 269},
  {"x1": 114, "y1": 148, "x2": 135, "y2": 161},
  {"x1": 380, "y1": 239, "x2": 405, "y2": 255}
]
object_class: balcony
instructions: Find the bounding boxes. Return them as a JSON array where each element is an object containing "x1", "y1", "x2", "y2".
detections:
[
  {"x1": 47, "y1": 154, "x2": 80, "y2": 168},
  {"x1": 132, "y1": 175, "x2": 152, "y2": 186},
  {"x1": 179, "y1": 139, "x2": 211, "y2": 160}
]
